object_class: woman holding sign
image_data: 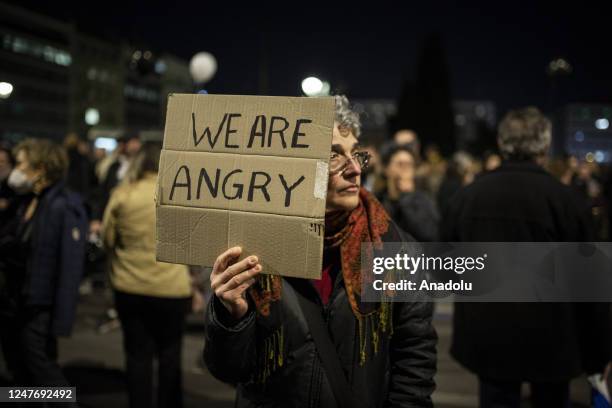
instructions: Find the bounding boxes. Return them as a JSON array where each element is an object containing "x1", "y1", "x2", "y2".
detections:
[{"x1": 203, "y1": 96, "x2": 437, "y2": 407}]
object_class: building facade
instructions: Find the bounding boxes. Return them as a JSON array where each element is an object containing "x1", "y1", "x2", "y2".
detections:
[
  {"x1": 0, "y1": 3, "x2": 192, "y2": 143},
  {"x1": 0, "y1": 3, "x2": 73, "y2": 143}
]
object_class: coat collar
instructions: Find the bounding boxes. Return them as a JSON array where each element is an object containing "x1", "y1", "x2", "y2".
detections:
[
  {"x1": 495, "y1": 160, "x2": 548, "y2": 175},
  {"x1": 38, "y1": 180, "x2": 66, "y2": 203}
]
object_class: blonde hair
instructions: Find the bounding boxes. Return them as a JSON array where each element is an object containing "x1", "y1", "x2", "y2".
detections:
[{"x1": 14, "y1": 138, "x2": 68, "y2": 183}]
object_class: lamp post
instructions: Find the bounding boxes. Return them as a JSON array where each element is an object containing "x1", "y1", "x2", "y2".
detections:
[
  {"x1": 0, "y1": 82, "x2": 14, "y2": 99},
  {"x1": 546, "y1": 57, "x2": 572, "y2": 112}
]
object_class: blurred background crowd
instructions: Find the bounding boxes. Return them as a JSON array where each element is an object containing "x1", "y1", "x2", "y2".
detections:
[{"x1": 1, "y1": 1, "x2": 611, "y2": 407}]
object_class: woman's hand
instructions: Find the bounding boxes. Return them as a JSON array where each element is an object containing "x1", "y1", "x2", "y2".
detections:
[{"x1": 210, "y1": 246, "x2": 262, "y2": 320}]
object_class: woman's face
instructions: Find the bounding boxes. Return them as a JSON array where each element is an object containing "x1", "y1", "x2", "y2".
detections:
[
  {"x1": 15, "y1": 150, "x2": 42, "y2": 181},
  {"x1": 385, "y1": 150, "x2": 415, "y2": 182},
  {"x1": 326, "y1": 124, "x2": 362, "y2": 213}
]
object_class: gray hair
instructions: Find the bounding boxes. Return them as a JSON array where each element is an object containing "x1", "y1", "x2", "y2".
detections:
[
  {"x1": 451, "y1": 151, "x2": 475, "y2": 176},
  {"x1": 334, "y1": 95, "x2": 361, "y2": 138},
  {"x1": 497, "y1": 107, "x2": 551, "y2": 159}
]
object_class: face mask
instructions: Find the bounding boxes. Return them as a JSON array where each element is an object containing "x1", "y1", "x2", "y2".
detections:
[{"x1": 7, "y1": 169, "x2": 34, "y2": 194}]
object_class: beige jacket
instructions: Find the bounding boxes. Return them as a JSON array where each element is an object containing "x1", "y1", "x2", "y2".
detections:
[{"x1": 102, "y1": 173, "x2": 191, "y2": 298}]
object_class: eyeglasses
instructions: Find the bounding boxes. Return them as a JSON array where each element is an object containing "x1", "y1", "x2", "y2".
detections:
[{"x1": 329, "y1": 151, "x2": 371, "y2": 175}]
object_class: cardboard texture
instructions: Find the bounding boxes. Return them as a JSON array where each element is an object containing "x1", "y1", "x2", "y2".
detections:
[{"x1": 156, "y1": 94, "x2": 334, "y2": 279}]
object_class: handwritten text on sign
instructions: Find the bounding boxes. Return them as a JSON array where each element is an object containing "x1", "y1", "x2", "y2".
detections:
[
  {"x1": 191, "y1": 113, "x2": 311, "y2": 150},
  {"x1": 164, "y1": 109, "x2": 326, "y2": 214},
  {"x1": 156, "y1": 94, "x2": 334, "y2": 278}
]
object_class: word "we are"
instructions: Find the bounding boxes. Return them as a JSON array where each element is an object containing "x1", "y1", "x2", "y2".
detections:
[{"x1": 191, "y1": 113, "x2": 312, "y2": 150}]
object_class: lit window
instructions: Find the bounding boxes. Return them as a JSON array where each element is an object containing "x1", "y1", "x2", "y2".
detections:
[
  {"x1": 13, "y1": 37, "x2": 27, "y2": 53},
  {"x1": 6, "y1": 35, "x2": 72, "y2": 67}
]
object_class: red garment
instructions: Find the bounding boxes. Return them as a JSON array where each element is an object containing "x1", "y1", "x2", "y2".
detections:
[
  {"x1": 311, "y1": 249, "x2": 340, "y2": 305},
  {"x1": 312, "y1": 263, "x2": 334, "y2": 305}
]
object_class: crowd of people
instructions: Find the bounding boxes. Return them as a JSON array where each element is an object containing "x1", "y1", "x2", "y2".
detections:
[
  {"x1": 361, "y1": 124, "x2": 612, "y2": 245},
  {"x1": 0, "y1": 134, "x2": 200, "y2": 407},
  {"x1": 0, "y1": 96, "x2": 610, "y2": 407}
]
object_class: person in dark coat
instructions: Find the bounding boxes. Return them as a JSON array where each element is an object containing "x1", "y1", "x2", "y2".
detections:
[
  {"x1": 63, "y1": 133, "x2": 98, "y2": 217},
  {"x1": 436, "y1": 151, "x2": 476, "y2": 216},
  {"x1": 0, "y1": 138, "x2": 87, "y2": 387},
  {"x1": 377, "y1": 143, "x2": 440, "y2": 242},
  {"x1": 441, "y1": 107, "x2": 612, "y2": 407},
  {"x1": 89, "y1": 133, "x2": 141, "y2": 232},
  {"x1": 203, "y1": 96, "x2": 437, "y2": 408}
]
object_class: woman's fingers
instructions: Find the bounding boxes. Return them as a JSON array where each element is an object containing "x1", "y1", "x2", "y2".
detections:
[
  {"x1": 210, "y1": 248, "x2": 263, "y2": 320},
  {"x1": 212, "y1": 246, "x2": 242, "y2": 275},
  {"x1": 211, "y1": 255, "x2": 258, "y2": 290},
  {"x1": 221, "y1": 277, "x2": 259, "y2": 302},
  {"x1": 215, "y1": 265, "x2": 262, "y2": 296}
]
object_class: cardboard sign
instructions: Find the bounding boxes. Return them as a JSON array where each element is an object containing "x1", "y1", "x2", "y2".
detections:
[{"x1": 156, "y1": 94, "x2": 334, "y2": 279}]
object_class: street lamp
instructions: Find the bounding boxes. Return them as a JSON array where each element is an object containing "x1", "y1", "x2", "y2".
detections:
[
  {"x1": 0, "y1": 82, "x2": 14, "y2": 99},
  {"x1": 190, "y1": 52, "x2": 217, "y2": 86},
  {"x1": 85, "y1": 108, "x2": 100, "y2": 126},
  {"x1": 595, "y1": 118, "x2": 609, "y2": 130},
  {"x1": 301, "y1": 77, "x2": 331, "y2": 97},
  {"x1": 547, "y1": 58, "x2": 573, "y2": 76},
  {"x1": 301, "y1": 77, "x2": 322, "y2": 96}
]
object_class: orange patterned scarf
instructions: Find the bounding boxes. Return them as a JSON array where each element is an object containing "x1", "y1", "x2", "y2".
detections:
[
  {"x1": 249, "y1": 189, "x2": 394, "y2": 374},
  {"x1": 250, "y1": 188, "x2": 389, "y2": 318},
  {"x1": 324, "y1": 188, "x2": 390, "y2": 316}
]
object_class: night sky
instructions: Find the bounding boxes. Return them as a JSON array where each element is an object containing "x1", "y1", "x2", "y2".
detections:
[{"x1": 7, "y1": 1, "x2": 612, "y2": 115}]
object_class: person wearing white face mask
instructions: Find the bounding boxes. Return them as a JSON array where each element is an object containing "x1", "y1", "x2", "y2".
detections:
[
  {"x1": 0, "y1": 138, "x2": 88, "y2": 390},
  {"x1": 7, "y1": 166, "x2": 35, "y2": 193}
]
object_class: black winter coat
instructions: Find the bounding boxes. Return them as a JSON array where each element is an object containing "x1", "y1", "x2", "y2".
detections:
[
  {"x1": 379, "y1": 191, "x2": 440, "y2": 242},
  {"x1": 203, "y1": 221, "x2": 437, "y2": 408},
  {"x1": 0, "y1": 181, "x2": 88, "y2": 335},
  {"x1": 441, "y1": 161, "x2": 612, "y2": 381}
]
